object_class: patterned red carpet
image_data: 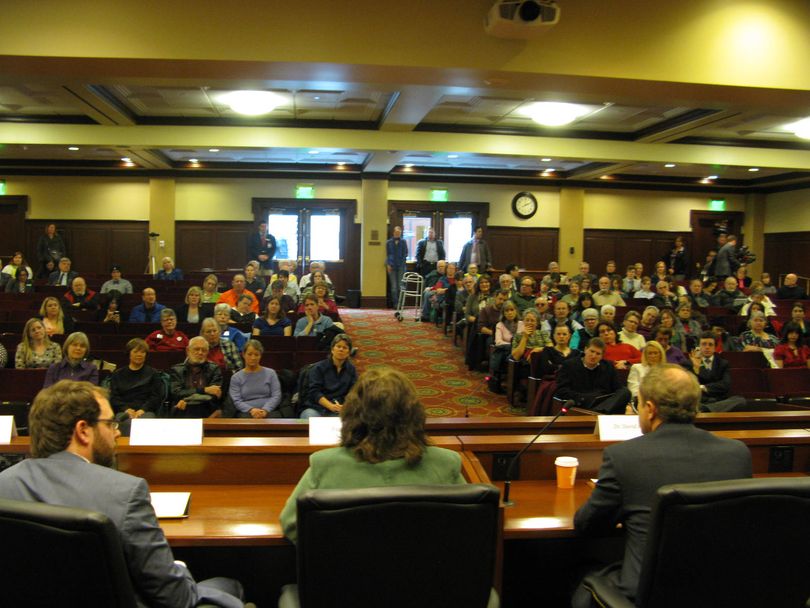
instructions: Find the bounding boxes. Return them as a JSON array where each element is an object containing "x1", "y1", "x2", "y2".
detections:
[{"x1": 339, "y1": 308, "x2": 519, "y2": 417}]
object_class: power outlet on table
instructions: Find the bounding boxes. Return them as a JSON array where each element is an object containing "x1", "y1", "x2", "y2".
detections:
[
  {"x1": 768, "y1": 446, "x2": 794, "y2": 472},
  {"x1": 492, "y1": 452, "x2": 518, "y2": 481}
]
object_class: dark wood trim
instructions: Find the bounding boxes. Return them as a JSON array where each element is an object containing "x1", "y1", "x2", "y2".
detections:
[
  {"x1": 361, "y1": 296, "x2": 387, "y2": 308},
  {"x1": 486, "y1": 226, "x2": 559, "y2": 271},
  {"x1": 764, "y1": 232, "x2": 810, "y2": 280},
  {"x1": 583, "y1": 229, "x2": 693, "y2": 280}
]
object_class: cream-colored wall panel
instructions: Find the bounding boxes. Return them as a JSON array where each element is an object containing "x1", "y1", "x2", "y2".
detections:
[
  {"x1": 387, "y1": 183, "x2": 559, "y2": 227},
  {"x1": 6, "y1": 176, "x2": 149, "y2": 220},
  {"x1": 174, "y1": 178, "x2": 362, "y2": 221},
  {"x1": 584, "y1": 190, "x2": 745, "y2": 231},
  {"x1": 764, "y1": 188, "x2": 810, "y2": 233}
]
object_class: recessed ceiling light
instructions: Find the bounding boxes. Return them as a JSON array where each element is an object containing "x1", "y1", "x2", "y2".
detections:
[
  {"x1": 544, "y1": 168, "x2": 556, "y2": 173},
  {"x1": 519, "y1": 102, "x2": 590, "y2": 127},
  {"x1": 123, "y1": 161, "x2": 135, "y2": 167},
  {"x1": 404, "y1": 163, "x2": 414, "y2": 168},
  {"x1": 541, "y1": 158, "x2": 552, "y2": 162},
  {"x1": 784, "y1": 117, "x2": 810, "y2": 140},
  {"x1": 748, "y1": 167, "x2": 760, "y2": 172},
  {"x1": 600, "y1": 175, "x2": 611, "y2": 180},
  {"x1": 209, "y1": 148, "x2": 220, "y2": 153},
  {"x1": 448, "y1": 154, "x2": 459, "y2": 159},
  {"x1": 707, "y1": 175, "x2": 718, "y2": 180},
  {"x1": 219, "y1": 90, "x2": 287, "y2": 116},
  {"x1": 308, "y1": 150, "x2": 320, "y2": 155},
  {"x1": 189, "y1": 158, "x2": 199, "y2": 163},
  {"x1": 68, "y1": 146, "x2": 79, "y2": 151},
  {"x1": 313, "y1": 96, "x2": 321, "y2": 100},
  {"x1": 700, "y1": 178, "x2": 711, "y2": 184},
  {"x1": 664, "y1": 163, "x2": 676, "y2": 168},
  {"x1": 121, "y1": 157, "x2": 131, "y2": 162}
]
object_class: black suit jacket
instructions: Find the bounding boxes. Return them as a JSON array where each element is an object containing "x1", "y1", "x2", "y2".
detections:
[
  {"x1": 688, "y1": 355, "x2": 731, "y2": 401},
  {"x1": 574, "y1": 423, "x2": 752, "y2": 602},
  {"x1": 554, "y1": 357, "x2": 621, "y2": 406},
  {"x1": 415, "y1": 237, "x2": 446, "y2": 267},
  {"x1": 247, "y1": 231, "x2": 277, "y2": 269},
  {"x1": 47, "y1": 269, "x2": 78, "y2": 286}
]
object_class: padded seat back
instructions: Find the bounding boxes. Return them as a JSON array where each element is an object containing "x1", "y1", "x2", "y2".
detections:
[{"x1": 765, "y1": 368, "x2": 810, "y2": 398}]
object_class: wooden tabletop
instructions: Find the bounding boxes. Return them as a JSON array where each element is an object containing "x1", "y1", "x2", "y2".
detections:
[{"x1": 497, "y1": 479, "x2": 593, "y2": 539}]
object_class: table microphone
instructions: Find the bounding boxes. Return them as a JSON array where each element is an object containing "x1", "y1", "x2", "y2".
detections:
[{"x1": 502, "y1": 401, "x2": 573, "y2": 506}]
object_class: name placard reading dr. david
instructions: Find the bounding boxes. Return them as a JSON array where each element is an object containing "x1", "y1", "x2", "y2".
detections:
[
  {"x1": 597, "y1": 415, "x2": 642, "y2": 441},
  {"x1": 129, "y1": 419, "x2": 203, "y2": 446},
  {"x1": 0, "y1": 416, "x2": 18, "y2": 444}
]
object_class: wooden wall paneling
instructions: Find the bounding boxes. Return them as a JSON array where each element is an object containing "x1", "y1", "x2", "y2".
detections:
[
  {"x1": 110, "y1": 228, "x2": 149, "y2": 274},
  {"x1": 214, "y1": 226, "x2": 252, "y2": 270},
  {"x1": 176, "y1": 222, "x2": 253, "y2": 271},
  {"x1": 764, "y1": 232, "x2": 810, "y2": 280},
  {"x1": 0, "y1": 196, "x2": 28, "y2": 259},
  {"x1": 583, "y1": 235, "x2": 618, "y2": 273},
  {"x1": 70, "y1": 226, "x2": 108, "y2": 273},
  {"x1": 486, "y1": 227, "x2": 558, "y2": 271},
  {"x1": 584, "y1": 230, "x2": 692, "y2": 278}
]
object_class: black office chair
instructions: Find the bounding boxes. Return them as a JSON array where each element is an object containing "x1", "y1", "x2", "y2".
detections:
[
  {"x1": 279, "y1": 484, "x2": 501, "y2": 608},
  {"x1": 0, "y1": 497, "x2": 138, "y2": 607},
  {"x1": 583, "y1": 477, "x2": 810, "y2": 608}
]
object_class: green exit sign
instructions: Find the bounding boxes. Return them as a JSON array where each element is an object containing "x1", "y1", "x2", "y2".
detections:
[
  {"x1": 430, "y1": 188, "x2": 449, "y2": 202},
  {"x1": 296, "y1": 184, "x2": 315, "y2": 199},
  {"x1": 709, "y1": 199, "x2": 726, "y2": 211}
]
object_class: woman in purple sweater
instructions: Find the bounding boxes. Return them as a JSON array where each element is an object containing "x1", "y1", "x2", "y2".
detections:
[{"x1": 228, "y1": 340, "x2": 282, "y2": 418}]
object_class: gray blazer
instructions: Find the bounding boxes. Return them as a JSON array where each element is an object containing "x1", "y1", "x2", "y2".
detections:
[
  {"x1": 0, "y1": 451, "x2": 241, "y2": 608},
  {"x1": 713, "y1": 242, "x2": 738, "y2": 277},
  {"x1": 574, "y1": 423, "x2": 751, "y2": 603}
]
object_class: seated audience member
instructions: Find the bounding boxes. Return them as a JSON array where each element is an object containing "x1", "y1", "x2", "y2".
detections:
[
  {"x1": 739, "y1": 286, "x2": 776, "y2": 317},
  {"x1": 598, "y1": 322, "x2": 642, "y2": 370},
  {"x1": 464, "y1": 275, "x2": 492, "y2": 328},
  {"x1": 145, "y1": 309, "x2": 189, "y2": 352},
  {"x1": 201, "y1": 273, "x2": 221, "y2": 304},
  {"x1": 599, "y1": 304, "x2": 617, "y2": 325},
  {"x1": 301, "y1": 269, "x2": 334, "y2": 299},
  {"x1": 47, "y1": 257, "x2": 78, "y2": 287},
  {"x1": 1, "y1": 251, "x2": 33, "y2": 286},
  {"x1": 652, "y1": 260, "x2": 670, "y2": 284},
  {"x1": 572, "y1": 364, "x2": 752, "y2": 608},
  {"x1": 686, "y1": 332, "x2": 746, "y2": 412},
  {"x1": 622, "y1": 265, "x2": 640, "y2": 295},
  {"x1": 575, "y1": 308, "x2": 600, "y2": 348},
  {"x1": 632, "y1": 276, "x2": 655, "y2": 300},
  {"x1": 15, "y1": 318, "x2": 62, "y2": 369},
  {"x1": 176, "y1": 286, "x2": 213, "y2": 324},
  {"x1": 422, "y1": 260, "x2": 447, "y2": 290},
  {"x1": 98, "y1": 297, "x2": 122, "y2": 324},
  {"x1": 470, "y1": 288, "x2": 509, "y2": 372},
  {"x1": 675, "y1": 303, "x2": 703, "y2": 351},
  {"x1": 592, "y1": 276, "x2": 626, "y2": 307},
  {"x1": 655, "y1": 326, "x2": 689, "y2": 366},
  {"x1": 39, "y1": 296, "x2": 74, "y2": 336},
  {"x1": 538, "y1": 324, "x2": 580, "y2": 378},
  {"x1": 214, "y1": 303, "x2": 248, "y2": 351},
  {"x1": 229, "y1": 340, "x2": 283, "y2": 418},
  {"x1": 294, "y1": 294, "x2": 345, "y2": 351},
  {"x1": 618, "y1": 310, "x2": 646, "y2": 350},
  {"x1": 281, "y1": 365, "x2": 464, "y2": 543},
  {"x1": 128, "y1": 287, "x2": 165, "y2": 323},
  {"x1": 686, "y1": 277, "x2": 710, "y2": 308},
  {"x1": 108, "y1": 338, "x2": 162, "y2": 429},
  {"x1": 572, "y1": 292, "x2": 595, "y2": 323},
  {"x1": 626, "y1": 340, "x2": 666, "y2": 400},
  {"x1": 774, "y1": 323, "x2": 810, "y2": 368},
  {"x1": 512, "y1": 276, "x2": 537, "y2": 313},
  {"x1": 488, "y1": 301, "x2": 520, "y2": 393},
  {"x1": 506, "y1": 263, "x2": 522, "y2": 284},
  {"x1": 253, "y1": 296, "x2": 293, "y2": 336},
  {"x1": 168, "y1": 337, "x2": 225, "y2": 418},
  {"x1": 759, "y1": 272, "x2": 777, "y2": 296},
  {"x1": 265, "y1": 280, "x2": 297, "y2": 314},
  {"x1": 300, "y1": 334, "x2": 358, "y2": 419},
  {"x1": 498, "y1": 273, "x2": 516, "y2": 298},
  {"x1": 534, "y1": 295, "x2": 553, "y2": 323},
  {"x1": 200, "y1": 317, "x2": 243, "y2": 372},
  {"x1": 100, "y1": 265, "x2": 133, "y2": 295},
  {"x1": 155, "y1": 256, "x2": 183, "y2": 280},
  {"x1": 231, "y1": 294, "x2": 258, "y2": 325},
  {"x1": 243, "y1": 261, "x2": 266, "y2": 300},
  {"x1": 219, "y1": 274, "x2": 260, "y2": 314},
  {"x1": 270, "y1": 260, "x2": 300, "y2": 290},
  {"x1": 464, "y1": 263, "x2": 480, "y2": 281},
  {"x1": 739, "y1": 302, "x2": 779, "y2": 336},
  {"x1": 543, "y1": 300, "x2": 582, "y2": 346},
  {"x1": 650, "y1": 280, "x2": 677, "y2": 309},
  {"x1": 605, "y1": 260, "x2": 621, "y2": 284},
  {"x1": 740, "y1": 311, "x2": 779, "y2": 352},
  {"x1": 0, "y1": 380, "x2": 247, "y2": 607},
  {"x1": 735, "y1": 265, "x2": 751, "y2": 290},
  {"x1": 420, "y1": 262, "x2": 455, "y2": 322},
  {"x1": 712, "y1": 276, "x2": 746, "y2": 311},
  {"x1": 296, "y1": 283, "x2": 337, "y2": 316},
  {"x1": 453, "y1": 274, "x2": 475, "y2": 328},
  {"x1": 62, "y1": 276, "x2": 100, "y2": 311},
  {"x1": 43, "y1": 332, "x2": 99, "y2": 388},
  {"x1": 569, "y1": 261, "x2": 597, "y2": 286},
  {"x1": 785, "y1": 302, "x2": 810, "y2": 340},
  {"x1": 555, "y1": 338, "x2": 631, "y2": 414},
  {"x1": 4, "y1": 267, "x2": 34, "y2": 294},
  {"x1": 272, "y1": 268, "x2": 301, "y2": 304},
  {"x1": 611, "y1": 276, "x2": 626, "y2": 299},
  {"x1": 511, "y1": 308, "x2": 551, "y2": 363},
  {"x1": 299, "y1": 261, "x2": 334, "y2": 293},
  {"x1": 656, "y1": 309, "x2": 681, "y2": 349},
  {"x1": 637, "y1": 305, "x2": 659, "y2": 340},
  {"x1": 561, "y1": 280, "x2": 581, "y2": 306}
]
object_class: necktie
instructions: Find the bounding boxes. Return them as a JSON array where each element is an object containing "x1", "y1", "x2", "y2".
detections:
[
  {"x1": 60, "y1": 272, "x2": 66, "y2": 285},
  {"x1": 703, "y1": 358, "x2": 712, "y2": 369}
]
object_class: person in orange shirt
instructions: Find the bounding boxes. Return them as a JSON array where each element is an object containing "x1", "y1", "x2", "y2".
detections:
[{"x1": 218, "y1": 274, "x2": 259, "y2": 314}]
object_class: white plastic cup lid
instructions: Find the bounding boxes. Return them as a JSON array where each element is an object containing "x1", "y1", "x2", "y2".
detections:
[{"x1": 555, "y1": 456, "x2": 579, "y2": 467}]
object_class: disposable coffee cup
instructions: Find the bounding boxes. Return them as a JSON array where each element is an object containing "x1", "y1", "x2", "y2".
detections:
[{"x1": 555, "y1": 456, "x2": 579, "y2": 489}]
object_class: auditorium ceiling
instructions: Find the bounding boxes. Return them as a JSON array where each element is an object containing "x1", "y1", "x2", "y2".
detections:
[{"x1": 0, "y1": 0, "x2": 808, "y2": 194}]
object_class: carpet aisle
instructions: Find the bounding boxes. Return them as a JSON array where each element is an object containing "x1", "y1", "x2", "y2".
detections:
[{"x1": 339, "y1": 308, "x2": 518, "y2": 417}]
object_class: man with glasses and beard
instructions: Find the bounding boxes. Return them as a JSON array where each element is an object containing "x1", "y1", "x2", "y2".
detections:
[{"x1": 0, "y1": 380, "x2": 245, "y2": 607}]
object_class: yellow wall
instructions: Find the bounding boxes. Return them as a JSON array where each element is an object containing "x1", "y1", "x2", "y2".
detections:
[
  {"x1": 764, "y1": 187, "x2": 810, "y2": 233},
  {"x1": 5, "y1": 176, "x2": 149, "y2": 220},
  {"x1": 584, "y1": 189, "x2": 746, "y2": 231}
]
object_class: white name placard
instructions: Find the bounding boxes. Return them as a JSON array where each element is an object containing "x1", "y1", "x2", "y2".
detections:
[
  {"x1": 129, "y1": 419, "x2": 203, "y2": 446},
  {"x1": 0, "y1": 416, "x2": 18, "y2": 444},
  {"x1": 597, "y1": 415, "x2": 642, "y2": 441},
  {"x1": 150, "y1": 492, "x2": 191, "y2": 518},
  {"x1": 308, "y1": 417, "x2": 342, "y2": 445}
]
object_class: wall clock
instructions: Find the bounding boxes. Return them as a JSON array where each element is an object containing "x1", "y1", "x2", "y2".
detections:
[{"x1": 511, "y1": 191, "x2": 538, "y2": 220}]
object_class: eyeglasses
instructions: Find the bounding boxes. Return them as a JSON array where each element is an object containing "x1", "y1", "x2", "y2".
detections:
[{"x1": 96, "y1": 418, "x2": 120, "y2": 431}]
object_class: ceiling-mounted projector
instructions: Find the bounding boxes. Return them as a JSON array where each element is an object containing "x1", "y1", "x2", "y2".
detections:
[{"x1": 484, "y1": 0, "x2": 560, "y2": 38}]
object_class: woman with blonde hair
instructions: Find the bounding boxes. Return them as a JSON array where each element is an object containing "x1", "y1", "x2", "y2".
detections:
[
  {"x1": 201, "y1": 273, "x2": 221, "y2": 304},
  {"x1": 627, "y1": 340, "x2": 666, "y2": 399},
  {"x1": 39, "y1": 296, "x2": 74, "y2": 336},
  {"x1": 15, "y1": 318, "x2": 62, "y2": 369},
  {"x1": 280, "y1": 366, "x2": 465, "y2": 543},
  {"x1": 177, "y1": 286, "x2": 213, "y2": 324}
]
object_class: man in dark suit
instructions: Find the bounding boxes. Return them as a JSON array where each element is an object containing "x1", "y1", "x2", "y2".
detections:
[
  {"x1": 685, "y1": 331, "x2": 746, "y2": 412},
  {"x1": 0, "y1": 380, "x2": 245, "y2": 607},
  {"x1": 713, "y1": 233, "x2": 738, "y2": 280},
  {"x1": 554, "y1": 337, "x2": 631, "y2": 414},
  {"x1": 47, "y1": 256, "x2": 78, "y2": 286},
  {"x1": 572, "y1": 364, "x2": 752, "y2": 607},
  {"x1": 415, "y1": 227, "x2": 445, "y2": 277},
  {"x1": 247, "y1": 221, "x2": 277, "y2": 275}
]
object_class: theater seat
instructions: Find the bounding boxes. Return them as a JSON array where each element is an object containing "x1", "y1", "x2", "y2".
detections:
[
  {"x1": 583, "y1": 477, "x2": 810, "y2": 608},
  {"x1": 280, "y1": 484, "x2": 501, "y2": 608}
]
